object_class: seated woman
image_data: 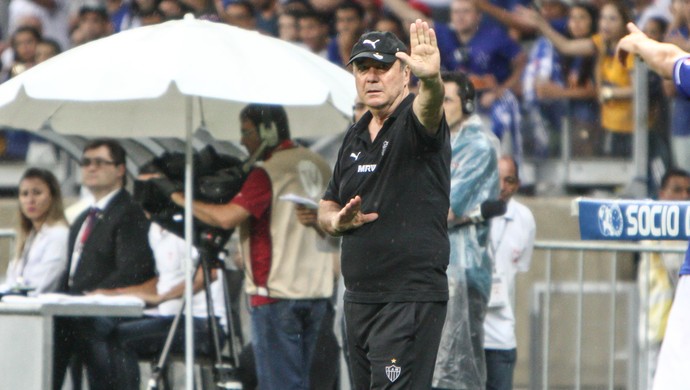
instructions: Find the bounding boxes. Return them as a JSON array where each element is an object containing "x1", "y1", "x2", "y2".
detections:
[{"x1": 2, "y1": 168, "x2": 68, "y2": 294}]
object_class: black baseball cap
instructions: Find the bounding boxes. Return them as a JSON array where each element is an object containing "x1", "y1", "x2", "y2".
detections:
[{"x1": 348, "y1": 31, "x2": 408, "y2": 65}]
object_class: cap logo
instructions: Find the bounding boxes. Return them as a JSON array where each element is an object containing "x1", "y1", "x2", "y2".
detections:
[
  {"x1": 373, "y1": 53, "x2": 383, "y2": 60},
  {"x1": 363, "y1": 39, "x2": 380, "y2": 49}
]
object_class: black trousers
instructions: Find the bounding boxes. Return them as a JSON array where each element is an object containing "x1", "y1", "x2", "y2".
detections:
[
  {"x1": 344, "y1": 301, "x2": 447, "y2": 390},
  {"x1": 53, "y1": 316, "x2": 127, "y2": 390}
]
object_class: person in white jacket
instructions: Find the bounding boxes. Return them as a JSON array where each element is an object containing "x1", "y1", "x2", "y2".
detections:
[
  {"x1": 2, "y1": 168, "x2": 69, "y2": 294},
  {"x1": 483, "y1": 156, "x2": 536, "y2": 390}
]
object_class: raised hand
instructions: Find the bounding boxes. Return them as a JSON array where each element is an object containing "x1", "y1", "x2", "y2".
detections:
[
  {"x1": 332, "y1": 195, "x2": 379, "y2": 234},
  {"x1": 615, "y1": 23, "x2": 646, "y2": 65},
  {"x1": 513, "y1": 5, "x2": 543, "y2": 29},
  {"x1": 396, "y1": 19, "x2": 440, "y2": 81}
]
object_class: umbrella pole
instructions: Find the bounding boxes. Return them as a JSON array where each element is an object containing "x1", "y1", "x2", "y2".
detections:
[{"x1": 184, "y1": 95, "x2": 195, "y2": 390}]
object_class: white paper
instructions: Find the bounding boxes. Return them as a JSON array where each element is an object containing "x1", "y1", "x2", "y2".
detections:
[
  {"x1": 2, "y1": 293, "x2": 145, "y2": 307},
  {"x1": 278, "y1": 193, "x2": 319, "y2": 209}
]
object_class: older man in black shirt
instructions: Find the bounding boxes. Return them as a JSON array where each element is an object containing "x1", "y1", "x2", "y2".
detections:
[{"x1": 319, "y1": 20, "x2": 450, "y2": 389}]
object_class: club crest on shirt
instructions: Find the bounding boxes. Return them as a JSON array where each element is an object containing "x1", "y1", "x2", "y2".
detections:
[{"x1": 385, "y1": 359, "x2": 401, "y2": 383}]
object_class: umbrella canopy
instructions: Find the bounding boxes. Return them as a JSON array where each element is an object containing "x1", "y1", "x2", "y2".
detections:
[{"x1": 0, "y1": 15, "x2": 356, "y2": 139}]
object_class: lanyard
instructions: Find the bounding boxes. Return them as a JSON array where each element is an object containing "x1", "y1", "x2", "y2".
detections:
[{"x1": 490, "y1": 217, "x2": 510, "y2": 273}]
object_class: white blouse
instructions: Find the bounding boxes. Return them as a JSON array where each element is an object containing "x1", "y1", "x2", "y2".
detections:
[{"x1": 3, "y1": 223, "x2": 69, "y2": 294}]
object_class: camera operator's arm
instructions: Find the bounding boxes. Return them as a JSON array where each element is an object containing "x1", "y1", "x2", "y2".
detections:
[
  {"x1": 171, "y1": 192, "x2": 251, "y2": 230},
  {"x1": 170, "y1": 168, "x2": 271, "y2": 231},
  {"x1": 89, "y1": 277, "x2": 158, "y2": 297},
  {"x1": 143, "y1": 268, "x2": 216, "y2": 307},
  {"x1": 89, "y1": 267, "x2": 214, "y2": 307}
]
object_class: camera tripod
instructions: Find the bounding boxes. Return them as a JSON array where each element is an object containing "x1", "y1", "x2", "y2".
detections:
[{"x1": 146, "y1": 232, "x2": 244, "y2": 390}]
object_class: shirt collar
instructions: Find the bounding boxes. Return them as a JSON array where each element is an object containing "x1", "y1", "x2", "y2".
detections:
[
  {"x1": 502, "y1": 198, "x2": 517, "y2": 221},
  {"x1": 93, "y1": 188, "x2": 121, "y2": 211},
  {"x1": 353, "y1": 94, "x2": 415, "y2": 142}
]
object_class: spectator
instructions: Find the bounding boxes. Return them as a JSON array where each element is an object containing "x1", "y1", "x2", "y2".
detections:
[
  {"x1": 182, "y1": 0, "x2": 219, "y2": 16},
  {"x1": 35, "y1": 38, "x2": 61, "y2": 64},
  {"x1": 374, "y1": 12, "x2": 407, "y2": 43},
  {"x1": 282, "y1": 0, "x2": 311, "y2": 13},
  {"x1": 483, "y1": 156, "x2": 536, "y2": 390},
  {"x1": 71, "y1": 5, "x2": 112, "y2": 47},
  {"x1": 309, "y1": 0, "x2": 344, "y2": 16},
  {"x1": 318, "y1": 23, "x2": 450, "y2": 389},
  {"x1": 436, "y1": 0, "x2": 526, "y2": 164},
  {"x1": 277, "y1": 9, "x2": 301, "y2": 42},
  {"x1": 110, "y1": 0, "x2": 160, "y2": 32},
  {"x1": 637, "y1": 168, "x2": 690, "y2": 389},
  {"x1": 636, "y1": 0, "x2": 671, "y2": 33},
  {"x1": 517, "y1": 0, "x2": 636, "y2": 158},
  {"x1": 644, "y1": 16, "x2": 669, "y2": 41},
  {"x1": 559, "y1": 2, "x2": 601, "y2": 157},
  {"x1": 327, "y1": 0, "x2": 366, "y2": 67},
  {"x1": 524, "y1": 2, "x2": 601, "y2": 157},
  {"x1": 2, "y1": 25, "x2": 40, "y2": 81},
  {"x1": 53, "y1": 138, "x2": 156, "y2": 390},
  {"x1": 520, "y1": 0, "x2": 571, "y2": 158},
  {"x1": 249, "y1": 0, "x2": 279, "y2": 36},
  {"x1": 357, "y1": 0, "x2": 382, "y2": 29},
  {"x1": 8, "y1": 0, "x2": 71, "y2": 51},
  {"x1": 1, "y1": 168, "x2": 68, "y2": 295},
  {"x1": 223, "y1": 0, "x2": 257, "y2": 30},
  {"x1": 298, "y1": 10, "x2": 331, "y2": 57},
  {"x1": 433, "y1": 71, "x2": 499, "y2": 389},
  {"x1": 158, "y1": 0, "x2": 194, "y2": 20},
  {"x1": 168, "y1": 104, "x2": 335, "y2": 390}
]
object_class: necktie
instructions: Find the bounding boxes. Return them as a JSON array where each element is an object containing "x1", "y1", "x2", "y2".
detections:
[{"x1": 80, "y1": 207, "x2": 99, "y2": 245}]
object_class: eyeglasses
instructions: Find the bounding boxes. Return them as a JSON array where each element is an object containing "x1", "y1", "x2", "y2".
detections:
[{"x1": 79, "y1": 157, "x2": 117, "y2": 168}]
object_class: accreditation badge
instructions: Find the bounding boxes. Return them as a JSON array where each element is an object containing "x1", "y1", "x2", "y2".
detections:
[{"x1": 488, "y1": 273, "x2": 509, "y2": 308}]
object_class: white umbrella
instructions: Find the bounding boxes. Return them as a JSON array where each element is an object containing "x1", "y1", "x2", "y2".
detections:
[
  {"x1": 0, "y1": 15, "x2": 354, "y2": 138},
  {"x1": 0, "y1": 14, "x2": 355, "y2": 390}
]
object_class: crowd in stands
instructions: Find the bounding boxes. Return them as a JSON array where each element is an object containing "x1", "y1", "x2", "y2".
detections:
[{"x1": 1, "y1": 0, "x2": 688, "y2": 172}]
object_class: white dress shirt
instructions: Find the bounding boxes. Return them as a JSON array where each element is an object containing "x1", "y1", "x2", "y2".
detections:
[{"x1": 3, "y1": 222, "x2": 69, "y2": 294}]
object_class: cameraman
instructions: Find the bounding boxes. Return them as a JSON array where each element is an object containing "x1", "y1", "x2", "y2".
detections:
[{"x1": 167, "y1": 104, "x2": 334, "y2": 390}]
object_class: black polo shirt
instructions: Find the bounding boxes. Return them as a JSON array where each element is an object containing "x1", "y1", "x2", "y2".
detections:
[{"x1": 323, "y1": 94, "x2": 451, "y2": 303}]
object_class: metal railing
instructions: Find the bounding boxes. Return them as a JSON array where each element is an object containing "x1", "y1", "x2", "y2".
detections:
[{"x1": 530, "y1": 240, "x2": 685, "y2": 390}]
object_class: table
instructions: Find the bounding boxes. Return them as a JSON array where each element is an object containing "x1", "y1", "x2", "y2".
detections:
[{"x1": 0, "y1": 297, "x2": 143, "y2": 390}]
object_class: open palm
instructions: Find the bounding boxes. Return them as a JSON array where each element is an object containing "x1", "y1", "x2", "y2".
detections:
[{"x1": 397, "y1": 19, "x2": 441, "y2": 80}]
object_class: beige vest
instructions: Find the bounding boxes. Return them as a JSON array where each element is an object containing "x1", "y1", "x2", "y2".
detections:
[{"x1": 241, "y1": 146, "x2": 334, "y2": 300}]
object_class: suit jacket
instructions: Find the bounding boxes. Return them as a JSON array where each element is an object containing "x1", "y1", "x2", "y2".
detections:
[{"x1": 61, "y1": 189, "x2": 156, "y2": 294}]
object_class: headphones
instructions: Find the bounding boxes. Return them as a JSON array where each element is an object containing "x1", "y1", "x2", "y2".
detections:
[
  {"x1": 258, "y1": 109, "x2": 279, "y2": 148},
  {"x1": 458, "y1": 73, "x2": 476, "y2": 115}
]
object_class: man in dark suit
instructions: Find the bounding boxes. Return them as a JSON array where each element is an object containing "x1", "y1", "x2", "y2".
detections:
[{"x1": 53, "y1": 138, "x2": 156, "y2": 390}]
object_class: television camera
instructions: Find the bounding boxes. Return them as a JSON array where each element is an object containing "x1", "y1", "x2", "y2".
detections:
[{"x1": 133, "y1": 145, "x2": 248, "y2": 252}]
